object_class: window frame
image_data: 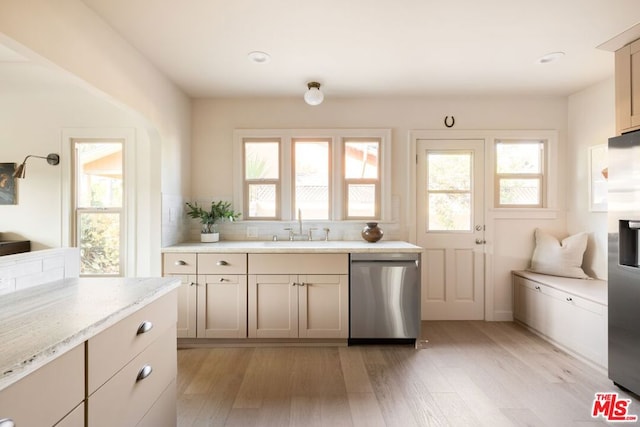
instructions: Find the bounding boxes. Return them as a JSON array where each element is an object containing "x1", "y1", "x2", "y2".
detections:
[
  {"x1": 233, "y1": 129, "x2": 391, "y2": 222},
  {"x1": 494, "y1": 139, "x2": 547, "y2": 208},
  {"x1": 342, "y1": 137, "x2": 381, "y2": 220},
  {"x1": 242, "y1": 138, "x2": 282, "y2": 220},
  {"x1": 71, "y1": 138, "x2": 125, "y2": 277},
  {"x1": 292, "y1": 137, "x2": 332, "y2": 220}
]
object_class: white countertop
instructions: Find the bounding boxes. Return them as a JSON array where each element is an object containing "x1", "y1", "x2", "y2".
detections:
[
  {"x1": 0, "y1": 277, "x2": 180, "y2": 392},
  {"x1": 162, "y1": 240, "x2": 423, "y2": 253}
]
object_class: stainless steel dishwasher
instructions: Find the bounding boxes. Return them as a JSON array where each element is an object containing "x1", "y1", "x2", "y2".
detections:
[{"x1": 349, "y1": 252, "x2": 421, "y2": 344}]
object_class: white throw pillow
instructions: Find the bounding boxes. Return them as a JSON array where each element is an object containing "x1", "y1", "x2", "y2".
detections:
[{"x1": 528, "y1": 228, "x2": 590, "y2": 279}]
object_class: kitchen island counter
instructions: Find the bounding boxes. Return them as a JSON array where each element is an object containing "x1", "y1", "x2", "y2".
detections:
[{"x1": 0, "y1": 276, "x2": 180, "y2": 392}]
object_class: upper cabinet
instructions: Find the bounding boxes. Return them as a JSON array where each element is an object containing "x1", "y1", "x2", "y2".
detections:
[{"x1": 615, "y1": 38, "x2": 640, "y2": 134}]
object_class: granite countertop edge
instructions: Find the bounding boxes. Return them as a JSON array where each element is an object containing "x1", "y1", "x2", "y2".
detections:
[{"x1": 0, "y1": 277, "x2": 180, "y2": 392}]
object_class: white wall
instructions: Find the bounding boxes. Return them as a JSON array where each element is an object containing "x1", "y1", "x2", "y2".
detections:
[
  {"x1": 0, "y1": 0, "x2": 191, "y2": 274},
  {"x1": 192, "y1": 95, "x2": 569, "y2": 320},
  {"x1": 567, "y1": 78, "x2": 615, "y2": 280},
  {"x1": 0, "y1": 0, "x2": 193, "y2": 273},
  {"x1": 0, "y1": 63, "x2": 167, "y2": 277}
]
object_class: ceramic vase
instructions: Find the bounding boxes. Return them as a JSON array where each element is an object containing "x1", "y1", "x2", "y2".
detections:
[{"x1": 361, "y1": 222, "x2": 383, "y2": 243}]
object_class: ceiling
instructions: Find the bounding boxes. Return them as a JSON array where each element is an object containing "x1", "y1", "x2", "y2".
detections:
[
  {"x1": 2, "y1": 2, "x2": 640, "y2": 100},
  {"x1": 78, "y1": 0, "x2": 640, "y2": 99}
]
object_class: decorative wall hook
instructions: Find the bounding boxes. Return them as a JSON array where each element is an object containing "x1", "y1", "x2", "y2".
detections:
[{"x1": 444, "y1": 116, "x2": 455, "y2": 128}]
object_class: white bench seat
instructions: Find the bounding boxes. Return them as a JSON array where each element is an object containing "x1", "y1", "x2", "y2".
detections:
[{"x1": 512, "y1": 270, "x2": 608, "y2": 369}]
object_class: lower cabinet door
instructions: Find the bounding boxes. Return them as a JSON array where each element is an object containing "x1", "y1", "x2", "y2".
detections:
[
  {"x1": 197, "y1": 274, "x2": 247, "y2": 338},
  {"x1": 248, "y1": 274, "x2": 298, "y2": 338},
  {"x1": 173, "y1": 274, "x2": 197, "y2": 338},
  {"x1": 298, "y1": 274, "x2": 348, "y2": 338},
  {"x1": 88, "y1": 327, "x2": 177, "y2": 427}
]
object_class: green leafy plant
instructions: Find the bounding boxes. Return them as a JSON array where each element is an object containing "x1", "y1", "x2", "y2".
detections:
[{"x1": 185, "y1": 200, "x2": 241, "y2": 233}]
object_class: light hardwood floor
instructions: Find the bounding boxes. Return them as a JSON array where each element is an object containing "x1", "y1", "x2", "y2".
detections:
[{"x1": 177, "y1": 321, "x2": 639, "y2": 426}]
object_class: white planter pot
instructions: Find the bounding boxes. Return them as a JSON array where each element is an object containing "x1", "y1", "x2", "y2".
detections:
[{"x1": 201, "y1": 232, "x2": 220, "y2": 243}]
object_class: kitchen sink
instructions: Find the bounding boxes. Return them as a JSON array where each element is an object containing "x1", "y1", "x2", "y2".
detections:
[{"x1": 0, "y1": 240, "x2": 31, "y2": 256}]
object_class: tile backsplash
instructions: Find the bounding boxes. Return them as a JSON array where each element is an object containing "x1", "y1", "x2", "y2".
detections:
[{"x1": 0, "y1": 248, "x2": 80, "y2": 295}]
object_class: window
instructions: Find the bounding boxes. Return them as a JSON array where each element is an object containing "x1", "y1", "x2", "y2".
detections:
[
  {"x1": 73, "y1": 140, "x2": 124, "y2": 276},
  {"x1": 235, "y1": 130, "x2": 390, "y2": 221},
  {"x1": 495, "y1": 140, "x2": 545, "y2": 208},
  {"x1": 243, "y1": 139, "x2": 280, "y2": 219},
  {"x1": 293, "y1": 138, "x2": 330, "y2": 220},
  {"x1": 427, "y1": 151, "x2": 472, "y2": 231},
  {"x1": 344, "y1": 138, "x2": 380, "y2": 219}
]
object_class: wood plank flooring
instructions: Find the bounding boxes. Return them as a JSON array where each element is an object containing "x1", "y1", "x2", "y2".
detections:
[{"x1": 177, "y1": 321, "x2": 639, "y2": 426}]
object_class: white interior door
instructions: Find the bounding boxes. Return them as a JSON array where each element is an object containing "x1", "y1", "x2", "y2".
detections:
[{"x1": 416, "y1": 139, "x2": 485, "y2": 320}]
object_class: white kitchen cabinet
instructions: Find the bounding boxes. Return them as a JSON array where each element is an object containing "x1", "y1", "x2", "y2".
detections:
[
  {"x1": 248, "y1": 254, "x2": 349, "y2": 339},
  {"x1": 0, "y1": 344, "x2": 84, "y2": 427},
  {"x1": 162, "y1": 252, "x2": 248, "y2": 339},
  {"x1": 512, "y1": 271, "x2": 607, "y2": 368},
  {"x1": 87, "y1": 290, "x2": 178, "y2": 427},
  {"x1": 198, "y1": 274, "x2": 247, "y2": 338},
  {"x1": 162, "y1": 253, "x2": 197, "y2": 338},
  {"x1": 615, "y1": 37, "x2": 640, "y2": 134}
]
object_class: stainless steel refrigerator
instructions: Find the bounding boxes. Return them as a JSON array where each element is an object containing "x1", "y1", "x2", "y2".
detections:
[{"x1": 608, "y1": 130, "x2": 640, "y2": 395}]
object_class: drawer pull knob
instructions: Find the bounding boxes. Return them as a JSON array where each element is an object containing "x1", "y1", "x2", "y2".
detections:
[
  {"x1": 189, "y1": 282, "x2": 197, "y2": 286},
  {"x1": 174, "y1": 260, "x2": 187, "y2": 266},
  {"x1": 136, "y1": 321, "x2": 154, "y2": 335},
  {"x1": 219, "y1": 278, "x2": 228, "y2": 282},
  {"x1": 292, "y1": 282, "x2": 298, "y2": 286},
  {"x1": 136, "y1": 364, "x2": 153, "y2": 382},
  {"x1": 0, "y1": 419, "x2": 16, "y2": 427},
  {"x1": 299, "y1": 282, "x2": 306, "y2": 287},
  {"x1": 566, "y1": 297, "x2": 573, "y2": 302},
  {"x1": 217, "y1": 260, "x2": 229, "y2": 266},
  {"x1": 535, "y1": 286, "x2": 541, "y2": 290}
]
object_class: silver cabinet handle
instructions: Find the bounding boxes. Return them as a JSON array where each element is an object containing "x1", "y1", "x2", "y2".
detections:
[
  {"x1": 216, "y1": 260, "x2": 229, "y2": 266},
  {"x1": 299, "y1": 282, "x2": 306, "y2": 287},
  {"x1": 219, "y1": 277, "x2": 229, "y2": 282},
  {"x1": 566, "y1": 297, "x2": 573, "y2": 302},
  {"x1": 292, "y1": 282, "x2": 300, "y2": 286},
  {"x1": 174, "y1": 260, "x2": 187, "y2": 266},
  {"x1": 0, "y1": 419, "x2": 16, "y2": 427},
  {"x1": 475, "y1": 239, "x2": 486, "y2": 244},
  {"x1": 136, "y1": 321, "x2": 153, "y2": 335},
  {"x1": 189, "y1": 282, "x2": 197, "y2": 286},
  {"x1": 136, "y1": 364, "x2": 153, "y2": 382},
  {"x1": 535, "y1": 286, "x2": 541, "y2": 290}
]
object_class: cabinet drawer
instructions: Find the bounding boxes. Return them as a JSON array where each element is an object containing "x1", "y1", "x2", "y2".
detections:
[
  {"x1": 248, "y1": 253, "x2": 348, "y2": 274},
  {"x1": 198, "y1": 253, "x2": 247, "y2": 274},
  {"x1": 163, "y1": 253, "x2": 197, "y2": 274},
  {"x1": 88, "y1": 327, "x2": 177, "y2": 427},
  {"x1": 56, "y1": 402, "x2": 85, "y2": 427},
  {"x1": 541, "y1": 284, "x2": 604, "y2": 315},
  {"x1": 87, "y1": 290, "x2": 177, "y2": 394},
  {"x1": 0, "y1": 344, "x2": 84, "y2": 427}
]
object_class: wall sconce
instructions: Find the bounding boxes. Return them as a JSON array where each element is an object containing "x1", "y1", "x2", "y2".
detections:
[
  {"x1": 304, "y1": 82, "x2": 324, "y2": 106},
  {"x1": 13, "y1": 153, "x2": 60, "y2": 179}
]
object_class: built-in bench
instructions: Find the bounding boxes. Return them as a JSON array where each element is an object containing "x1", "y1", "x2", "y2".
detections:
[{"x1": 512, "y1": 270, "x2": 608, "y2": 370}]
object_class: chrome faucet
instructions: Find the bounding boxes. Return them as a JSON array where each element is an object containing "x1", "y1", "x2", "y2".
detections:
[{"x1": 284, "y1": 209, "x2": 316, "y2": 240}]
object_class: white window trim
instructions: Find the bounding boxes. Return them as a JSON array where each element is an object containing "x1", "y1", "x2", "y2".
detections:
[
  {"x1": 61, "y1": 128, "x2": 136, "y2": 276},
  {"x1": 233, "y1": 129, "x2": 392, "y2": 222},
  {"x1": 494, "y1": 139, "x2": 546, "y2": 209}
]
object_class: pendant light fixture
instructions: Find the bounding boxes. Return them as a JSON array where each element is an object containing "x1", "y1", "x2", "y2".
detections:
[
  {"x1": 304, "y1": 82, "x2": 324, "y2": 106},
  {"x1": 13, "y1": 153, "x2": 60, "y2": 179}
]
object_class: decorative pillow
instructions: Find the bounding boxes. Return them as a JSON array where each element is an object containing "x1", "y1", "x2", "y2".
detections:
[{"x1": 528, "y1": 228, "x2": 591, "y2": 279}]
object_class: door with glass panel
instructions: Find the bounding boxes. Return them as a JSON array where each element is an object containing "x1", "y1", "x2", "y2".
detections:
[
  {"x1": 73, "y1": 140, "x2": 124, "y2": 276},
  {"x1": 416, "y1": 139, "x2": 485, "y2": 320}
]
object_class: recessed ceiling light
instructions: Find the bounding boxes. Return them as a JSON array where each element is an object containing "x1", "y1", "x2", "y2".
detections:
[
  {"x1": 536, "y1": 51, "x2": 565, "y2": 64},
  {"x1": 248, "y1": 51, "x2": 271, "y2": 64}
]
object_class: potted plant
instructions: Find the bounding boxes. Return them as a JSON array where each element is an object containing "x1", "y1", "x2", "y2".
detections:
[{"x1": 185, "y1": 200, "x2": 241, "y2": 242}]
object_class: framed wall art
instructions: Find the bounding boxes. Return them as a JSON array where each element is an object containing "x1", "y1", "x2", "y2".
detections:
[{"x1": 0, "y1": 163, "x2": 17, "y2": 205}]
